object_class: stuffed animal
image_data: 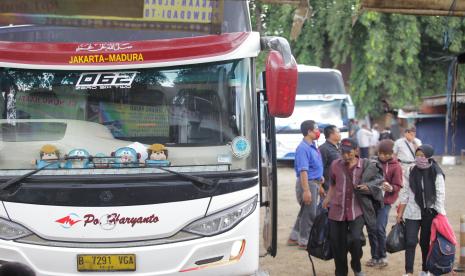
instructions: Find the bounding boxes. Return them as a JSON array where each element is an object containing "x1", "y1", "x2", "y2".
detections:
[
  {"x1": 64, "y1": 149, "x2": 91, "y2": 169},
  {"x1": 93, "y1": 153, "x2": 109, "y2": 169},
  {"x1": 36, "y1": 144, "x2": 61, "y2": 169},
  {"x1": 111, "y1": 147, "x2": 140, "y2": 168},
  {"x1": 146, "y1": 144, "x2": 170, "y2": 167}
]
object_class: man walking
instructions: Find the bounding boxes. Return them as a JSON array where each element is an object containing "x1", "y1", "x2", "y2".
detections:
[
  {"x1": 356, "y1": 124, "x2": 372, "y2": 158},
  {"x1": 288, "y1": 120, "x2": 323, "y2": 249},
  {"x1": 394, "y1": 126, "x2": 422, "y2": 189},
  {"x1": 318, "y1": 125, "x2": 341, "y2": 197},
  {"x1": 323, "y1": 138, "x2": 384, "y2": 276}
]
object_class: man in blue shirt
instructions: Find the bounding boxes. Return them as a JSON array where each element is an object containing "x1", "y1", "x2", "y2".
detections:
[{"x1": 288, "y1": 120, "x2": 324, "y2": 249}]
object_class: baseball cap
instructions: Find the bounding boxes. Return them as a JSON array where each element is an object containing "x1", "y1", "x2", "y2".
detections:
[
  {"x1": 405, "y1": 126, "x2": 416, "y2": 133},
  {"x1": 340, "y1": 138, "x2": 358, "y2": 153}
]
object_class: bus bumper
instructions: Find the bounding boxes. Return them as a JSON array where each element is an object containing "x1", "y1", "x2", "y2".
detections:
[{"x1": 0, "y1": 209, "x2": 259, "y2": 276}]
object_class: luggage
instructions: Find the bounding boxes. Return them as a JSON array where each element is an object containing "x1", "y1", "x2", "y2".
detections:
[
  {"x1": 307, "y1": 209, "x2": 332, "y2": 260},
  {"x1": 386, "y1": 222, "x2": 406, "y2": 253},
  {"x1": 426, "y1": 233, "x2": 455, "y2": 275}
]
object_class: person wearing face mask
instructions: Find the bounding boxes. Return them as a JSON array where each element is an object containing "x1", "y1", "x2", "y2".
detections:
[
  {"x1": 287, "y1": 120, "x2": 324, "y2": 250},
  {"x1": 396, "y1": 144, "x2": 446, "y2": 276}
]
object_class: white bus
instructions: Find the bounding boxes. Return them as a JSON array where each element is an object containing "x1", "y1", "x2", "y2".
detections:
[
  {"x1": 0, "y1": 1, "x2": 297, "y2": 275},
  {"x1": 275, "y1": 65, "x2": 355, "y2": 160}
]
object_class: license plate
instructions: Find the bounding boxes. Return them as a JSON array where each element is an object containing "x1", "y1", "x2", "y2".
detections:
[{"x1": 77, "y1": 254, "x2": 136, "y2": 272}]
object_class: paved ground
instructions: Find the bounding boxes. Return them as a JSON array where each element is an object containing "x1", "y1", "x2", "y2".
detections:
[{"x1": 260, "y1": 161, "x2": 465, "y2": 276}]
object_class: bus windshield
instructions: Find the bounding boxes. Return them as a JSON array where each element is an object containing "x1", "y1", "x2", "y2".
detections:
[
  {"x1": 0, "y1": 58, "x2": 256, "y2": 172},
  {"x1": 296, "y1": 72, "x2": 345, "y2": 95}
]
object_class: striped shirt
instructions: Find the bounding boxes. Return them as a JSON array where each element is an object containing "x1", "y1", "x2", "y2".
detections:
[{"x1": 328, "y1": 158, "x2": 363, "y2": 221}]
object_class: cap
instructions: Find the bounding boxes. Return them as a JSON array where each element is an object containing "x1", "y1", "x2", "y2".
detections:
[
  {"x1": 148, "y1": 144, "x2": 166, "y2": 152},
  {"x1": 405, "y1": 126, "x2": 416, "y2": 133},
  {"x1": 416, "y1": 144, "x2": 434, "y2": 158},
  {"x1": 40, "y1": 144, "x2": 58, "y2": 154},
  {"x1": 340, "y1": 138, "x2": 358, "y2": 153}
]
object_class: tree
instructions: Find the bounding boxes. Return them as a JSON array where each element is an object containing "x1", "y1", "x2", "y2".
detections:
[{"x1": 251, "y1": 0, "x2": 465, "y2": 116}]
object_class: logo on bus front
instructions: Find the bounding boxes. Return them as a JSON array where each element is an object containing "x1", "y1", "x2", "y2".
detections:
[
  {"x1": 55, "y1": 213, "x2": 160, "y2": 229},
  {"x1": 75, "y1": 72, "x2": 138, "y2": 90},
  {"x1": 55, "y1": 213, "x2": 82, "y2": 229}
]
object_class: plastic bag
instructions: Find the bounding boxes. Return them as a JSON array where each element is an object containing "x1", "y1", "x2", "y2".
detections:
[{"x1": 386, "y1": 222, "x2": 406, "y2": 253}]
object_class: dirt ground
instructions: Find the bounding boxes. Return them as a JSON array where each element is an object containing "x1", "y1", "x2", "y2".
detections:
[{"x1": 259, "y1": 161, "x2": 465, "y2": 276}]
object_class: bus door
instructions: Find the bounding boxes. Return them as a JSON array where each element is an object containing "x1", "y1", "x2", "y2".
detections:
[{"x1": 259, "y1": 89, "x2": 277, "y2": 257}]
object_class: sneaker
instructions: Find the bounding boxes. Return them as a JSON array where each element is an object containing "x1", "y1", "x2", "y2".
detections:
[
  {"x1": 297, "y1": 244, "x2": 307, "y2": 250},
  {"x1": 377, "y1": 258, "x2": 388, "y2": 267},
  {"x1": 286, "y1": 239, "x2": 298, "y2": 246},
  {"x1": 419, "y1": 272, "x2": 430, "y2": 276},
  {"x1": 365, "y1": 258, "x2": 378, "y2": 267}
]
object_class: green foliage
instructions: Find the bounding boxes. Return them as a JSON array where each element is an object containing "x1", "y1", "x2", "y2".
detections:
[{"x1": 252, "y1": 1, "x2": 465, "y2": 117}]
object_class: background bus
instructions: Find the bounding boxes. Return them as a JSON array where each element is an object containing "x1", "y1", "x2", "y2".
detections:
[{"x1": 275, "y1": 65, "x2": 355, "y2": 160}]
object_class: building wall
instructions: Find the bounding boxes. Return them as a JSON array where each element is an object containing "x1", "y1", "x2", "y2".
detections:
[{"x1": 416, "y1": 116, "x2": 465, "y2": 155}]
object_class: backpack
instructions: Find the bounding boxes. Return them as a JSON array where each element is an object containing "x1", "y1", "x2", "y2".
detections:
[
  {"x1": 307, "y1": 209, "x2": 332, "y2": 260},
  {"x1": 426, "y1": 233, "x2": 455, "y2": 275}
]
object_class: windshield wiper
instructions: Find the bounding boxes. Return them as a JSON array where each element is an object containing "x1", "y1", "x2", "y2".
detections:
[
  {"x1": 0, "y1": 159, "x2": 62, "y2": 196},
  {"x1": 155, "y1": 166, "x2": 219, "y2": 192},
  {"x1": 0, "y1": 158, "x2": 219, "y2": 197}
]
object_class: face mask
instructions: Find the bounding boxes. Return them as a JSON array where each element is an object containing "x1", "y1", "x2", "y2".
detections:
[
  {"x1": 314, "y1": 130, "x2": 321, "y2": 140},
  {"x1": 415, "y1": 156, "x2": 431, "y2": 169}
]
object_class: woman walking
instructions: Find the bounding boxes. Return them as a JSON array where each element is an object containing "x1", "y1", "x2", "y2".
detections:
[{"x1": 396, "y1": 144, "x2": 446, "y2": 276}]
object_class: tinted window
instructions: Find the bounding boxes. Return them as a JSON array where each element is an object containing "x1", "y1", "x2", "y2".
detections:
[{"x1": 297, "y1": 72, "x2": 345, "y2": 95}]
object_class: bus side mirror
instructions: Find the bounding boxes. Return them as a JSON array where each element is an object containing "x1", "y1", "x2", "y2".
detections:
[{"x1": 265, "y1": 50, "x2": 298, "y2": 118}]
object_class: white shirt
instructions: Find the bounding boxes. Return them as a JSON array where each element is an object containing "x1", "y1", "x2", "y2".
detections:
[
  {"x1": 393, "y1": 137, "x2": 422, "y2": 163},
  {"x1": 370, "y1": 129, "x2": 380, "y2": 146},
  {"x1": 399, "y1": 173, "x2": 446, "y2": 220},
  {"x1": 356, "y1": 128, "x2": 373, "y2": 148}
]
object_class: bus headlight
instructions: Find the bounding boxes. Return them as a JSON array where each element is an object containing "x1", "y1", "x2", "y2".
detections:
[
  {"x1": 182, "y1": 195, "x2": 257, "y2": 236},
  {"x1": 0, "y1": 218, "x2": 32, "y2": 240}
]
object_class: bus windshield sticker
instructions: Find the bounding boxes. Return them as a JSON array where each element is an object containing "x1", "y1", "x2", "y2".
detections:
[
  {"x1": 68, "y1": 53, "x2": 144, "y2": 64},
  {"x1": 75, "y1": 72, "x2": 138, "y2": 90},
  {"x1": 231, "y1": 136, "x2": 251, "y2": 159},
  {"x1": 76, "y1": 43, "x2": 133, "y2": 52}
]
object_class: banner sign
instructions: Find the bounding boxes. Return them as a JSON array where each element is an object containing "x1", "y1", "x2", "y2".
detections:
[
  {"x1": 0, "y1": 0, "x2": 224, "y2": 33},
  {"x1": 98, "y1": 102, "x2": 170, "y2": 138}
]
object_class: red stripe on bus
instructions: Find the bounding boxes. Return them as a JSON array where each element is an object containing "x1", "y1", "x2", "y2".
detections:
[{"x1": 0, "y1": 32, "x2": 249, "y2": 66}]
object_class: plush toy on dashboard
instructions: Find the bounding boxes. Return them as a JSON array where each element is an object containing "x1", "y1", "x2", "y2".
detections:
[
  {"x1": 145, "y1": 144, "x2": 170, "y2": 167},
  {"x1": 111, "y1": 147, "x2": 141, "y2": 168},
  {"x1": 64, "y1": 149, "x2": 91, "y2": 169},
  {"x1": 92, "y1": 153, "x2": 110, "y2": 169},
  {"x1": 36, "y1": 144, "x2": 61, "y2": 169}
]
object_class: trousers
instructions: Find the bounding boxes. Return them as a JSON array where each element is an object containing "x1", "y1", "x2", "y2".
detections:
[
  {"x1": 329, "y1": 216, "x2": 365, "y2": 276},
  {"x1": 289, "y1": 179, "x2": 319, "y2": 246}
]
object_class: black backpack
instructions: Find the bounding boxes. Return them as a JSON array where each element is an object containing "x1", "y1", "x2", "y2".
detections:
[
  {"x1": 306, "y1": 209, "x2": 332, "y2": 276},
  {"x1": 307, "y1": 209, "x2": 332, "y2": 260}
]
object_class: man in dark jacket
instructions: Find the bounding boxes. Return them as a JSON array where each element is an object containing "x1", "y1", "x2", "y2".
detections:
[
  {"x1": 318, "y1": 125, "x2": 341, "y2": 194},
  {"x1": 322, "y1": 138, "x2": 384, "y2": 276},
  {"x1": 366, "y1": 139, "x2": 403, "y2": 267}
]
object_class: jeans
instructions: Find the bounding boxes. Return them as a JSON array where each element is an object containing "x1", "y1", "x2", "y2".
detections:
[
  {"x1": 367, "y1": 204, "x2": 391, "y2": 260},
  {"x1": 329, "y1": 216, "x2": 365, "y2": 276},
  {"x1": 404, "y1": 208, "x2": 437, "y2": 273},
  {"x1": 289, "y1": 180, "x2": 319, "y2": 246}
]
